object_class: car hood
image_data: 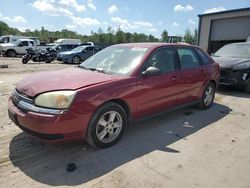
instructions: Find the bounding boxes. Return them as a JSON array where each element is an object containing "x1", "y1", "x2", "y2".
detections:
[
  {"x1": 212, "y1": 56, "x2": 250, "y2": 69},
  {"x1": 16, "y1": 67, "x2": 121, "y2": 97}
]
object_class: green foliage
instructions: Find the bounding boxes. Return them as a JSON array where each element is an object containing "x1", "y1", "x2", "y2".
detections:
[
  {"x1": 0, "y1": 20, "x2": 197, "y2": 45},
  {"x1": 161, "y1": 30, "x2": 168, "y2": 42},
  {"x1": 183, "y1": 28, "x2": 198, "y2": 45}
]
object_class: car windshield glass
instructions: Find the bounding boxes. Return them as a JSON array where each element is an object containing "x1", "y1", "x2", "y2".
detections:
[
  {"x1": 52, "y1": 44, "x2": 59, "y2": 50},
  {"x1": 80, "y1": 46, "x2": 149, "y2": 75},
  {"x1": 72, "y1": 46, "x2": 86, "y2": 52},
  {"x1": 14, "y1": 40, "x2": 21, "y2": 45},
  {"x1": 214, "y1": 43, "x2": 250, "y2": 58}
]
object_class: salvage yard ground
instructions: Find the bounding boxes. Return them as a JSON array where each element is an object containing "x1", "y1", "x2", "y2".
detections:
[{"x1": 0, "y1": 58, "x2": 250, "y2": 188}]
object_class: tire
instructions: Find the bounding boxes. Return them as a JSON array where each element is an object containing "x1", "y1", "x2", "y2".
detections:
[
  {"x1": 72, "y1": 56, "x2": 81, "y2": 64},
  {"x1": 6, "y1": 50, "x2": 16, "y2": 57},
  {"x1": 86, "y1": 102, "x2": 127, "y2": 148},
  {"x1": 245, "y1": 80, "x2": 250, "y2": 93},
  {"x1": 22, "y1": 58, "x2": 28, "y2": 64},
  {"x1": 197, "y1": 82, "x2": 216, "y2": 110}
]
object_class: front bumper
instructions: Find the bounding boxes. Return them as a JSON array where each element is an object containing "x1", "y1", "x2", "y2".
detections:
[
  {"x1": 8, "y1": 96, "x2": 88, "y2": 143},
  {"x1": 219, "y1": 68, "x2": 250, "y2": 88}
]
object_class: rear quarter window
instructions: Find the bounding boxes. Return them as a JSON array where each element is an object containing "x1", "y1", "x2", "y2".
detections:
[
  {"x1": 195, "y1": 48, "x2": 211, "y2": 65},
  {"x1": 177, "y1": 48, "x2": 200, "y2": 69}
]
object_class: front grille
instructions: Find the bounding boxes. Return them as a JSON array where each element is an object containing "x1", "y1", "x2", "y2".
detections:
[
  {"x1": 220, "y1": 69, "x2": 232, "y2": 78},
  {"x1": 12, "y1": 89, "x2": 34, "y2": 112}
]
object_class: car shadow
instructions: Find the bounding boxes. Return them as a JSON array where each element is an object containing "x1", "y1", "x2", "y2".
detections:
[
  {"x1": 217, "y1": 85, "x2": 250, "y2": 98},
  {"x1": 9, "y1": 102, "x2": 231, "y2": 186}
]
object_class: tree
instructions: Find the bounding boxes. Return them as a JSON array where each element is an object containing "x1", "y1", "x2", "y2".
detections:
[
  {"x1": 161, "y1": 30, "x2": 168, "y2": 42},
  {"x1": 193, "y1": 28, "x2": 198, "y2": 45},
  {"x1": 0, "y1": 20, "x2": 165, "y2": 44},
  {"x1": 183, "y1": 29, "x2": 194, "y2": 44}
]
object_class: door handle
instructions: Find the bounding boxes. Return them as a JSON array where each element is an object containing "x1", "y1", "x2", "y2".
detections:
[
  {"x1": 200, "y1": 69, "x2": 204, "y2": 73},
  {"x1": 172, "y1": 75, "x2": 177, "y2": 81}
]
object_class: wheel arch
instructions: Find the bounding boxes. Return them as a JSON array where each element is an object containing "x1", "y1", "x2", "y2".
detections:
[
  {"x1": 6, "y1": 49, "x2": 16, "y2": 57},
  {"x1": 100, "y1": 99, "x2": 131, "y2": 122}
]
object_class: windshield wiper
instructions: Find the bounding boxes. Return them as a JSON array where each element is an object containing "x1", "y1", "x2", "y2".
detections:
[
  {"x1": 77, "y1": 66, "x2": 109, "y2": 74},
  {"x1": 89, "y1": 67, "x2": 108, "y2": 74},
  {"x1": 77, "y1": 65, "x2": 91, "y2": 70}
]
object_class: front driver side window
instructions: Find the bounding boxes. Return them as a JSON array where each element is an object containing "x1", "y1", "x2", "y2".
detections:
[{"x1": 142, "y1": 48, "x2": 176, "y2": 73}]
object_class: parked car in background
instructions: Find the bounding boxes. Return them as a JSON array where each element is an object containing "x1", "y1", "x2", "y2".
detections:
[
  {"x1": 51, "y1": 44, "x2": 80, "y2": 54},
  {"x1": 57, "y1": 45, "x2": 102, "y2": 64},
  {"x1": 212, "y1": 42, "x2": 250, "y2": 93},
  {"x1": 54, "y1": 38, "x2": 81, "y2": 45},
  {"x1": 8, "y1": 43, "x2": 219, "y2": 148},
  {"x1": 0, "y1": 39, "x2": 49, "y2": 57},
  {"x1": 0, "y1": 35, "x2": 41, "y2": 45}
]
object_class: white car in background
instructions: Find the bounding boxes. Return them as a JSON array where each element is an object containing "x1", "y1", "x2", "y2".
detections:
[{"x1": 0, "y1": 39, "x2": 48, "y2": 57}]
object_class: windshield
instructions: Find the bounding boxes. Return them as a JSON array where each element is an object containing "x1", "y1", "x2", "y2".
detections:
[
  {"x1": 214, "y1": 43, "x2": 250, "y2": 58},
  {"x1": 14, "y1": 39, "x2": 21, "y2": 45},
  {"x1": 52, "y1": 44, "x2": 59, "y2": 50},
  {"x1": 80, "y1": 46, "x2": 149, "y2": 75},
  {"x1": 72, "y1": 46, "x2": 86, "y2": 52}
]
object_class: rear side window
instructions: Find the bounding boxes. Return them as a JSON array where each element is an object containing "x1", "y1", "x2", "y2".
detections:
[
  {"x1": 177, "y1": 48, "x2": 200, "y2": 69},
  {"x1": 195, "y1": 48, "x2": 211, "y2": 65},
  {"x1": 86, "y1": 47, "x2": 94, "y2": 53},
  {"x1": 94, "y1": 47, "x2": 102, "y2": 53}
]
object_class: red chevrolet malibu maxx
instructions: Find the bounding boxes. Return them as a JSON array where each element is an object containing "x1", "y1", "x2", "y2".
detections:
[{"x1": 8, "y1": 43, "x2": 219, "y2": 148}]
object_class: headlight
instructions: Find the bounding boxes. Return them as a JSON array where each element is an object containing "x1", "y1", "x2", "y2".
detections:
[
  {"x1": 232, "y1": 62, "x2": 250, "y2": 70},
  {"x1": 35, "y1": 91, "x2": 76, "y2": 109}
]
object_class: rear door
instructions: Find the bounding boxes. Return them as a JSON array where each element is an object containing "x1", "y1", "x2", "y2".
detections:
[
  {"x1": 136, "y1": 47, "x2": 180, "y2": 118},
  {"x1": 176, "y1": 47, "x2": 206, "y2": 104}
]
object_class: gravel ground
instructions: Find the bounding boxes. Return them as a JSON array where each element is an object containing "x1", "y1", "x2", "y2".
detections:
[{"x1": 0, "y1": 58, "x2": 250, "y2": 188}]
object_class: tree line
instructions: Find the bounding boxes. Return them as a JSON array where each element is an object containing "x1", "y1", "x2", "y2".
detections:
[{"x1": 0, "y1": 20, "x2": 198, "y2": 45}]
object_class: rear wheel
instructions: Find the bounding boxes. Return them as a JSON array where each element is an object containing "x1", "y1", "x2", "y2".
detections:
[
  {"x1": 72, "y1": 56, "x2": 81, "y2": 64},
  {"x1": 197, "y1": 82, "x2": 215, "y2": 110},
  {"x1": 86, "y1": 102, "x2": 127, "y2": 148},
  {"x1": 7, "y1": 50, "x2": 16, "y2": 57}
]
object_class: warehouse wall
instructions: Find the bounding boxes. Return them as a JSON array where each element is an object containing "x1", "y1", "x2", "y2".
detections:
[{"x1": 198, "y1": 9, "x2": 250, "y2": 53}]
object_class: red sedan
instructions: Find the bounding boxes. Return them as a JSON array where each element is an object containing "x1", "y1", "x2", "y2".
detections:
[{"x1": 8, "y1": 43, "x2": 219, "y2": 148}]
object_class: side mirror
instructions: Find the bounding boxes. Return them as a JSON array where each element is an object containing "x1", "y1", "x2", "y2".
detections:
[
  {"x1": 18, "y1": 43, "x2": 23, "y2": 47},
  {"x1": 142, "y1": 66, "x2": 161, "y2": 76},
  {"x1": 210, "y1": 53, "x2": 214, "y2": 56}
]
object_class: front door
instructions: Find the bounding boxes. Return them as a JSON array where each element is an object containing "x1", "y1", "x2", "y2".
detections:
[{"x1": 136, "y1": 47, "x2": 180, "y2": 119}]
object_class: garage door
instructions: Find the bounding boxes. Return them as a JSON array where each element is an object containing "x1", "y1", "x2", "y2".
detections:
[{"x1": 210, "y1": 16, "x2": 250, "y2": 41}]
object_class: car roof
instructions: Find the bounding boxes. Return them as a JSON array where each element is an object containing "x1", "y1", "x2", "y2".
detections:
[
  {"x1": 226, "y1": 42, "x2": 250, "y2": 46},
  {"x1": 112, "y1": 42, "x2": 193, "y2": 49}
]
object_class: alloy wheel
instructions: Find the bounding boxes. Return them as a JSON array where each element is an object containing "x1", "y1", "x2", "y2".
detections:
[
  {"x1": 95, "y1": 111, "x2": 123, "y2": 143},
  {"x1": 204, "y1": 86, "x2": 214, "y2": 106}
]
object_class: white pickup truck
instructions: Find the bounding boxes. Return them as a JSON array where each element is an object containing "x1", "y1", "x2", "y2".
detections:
[{"x1": 0, "y1": 39, "x2": 49, "y2": 57}]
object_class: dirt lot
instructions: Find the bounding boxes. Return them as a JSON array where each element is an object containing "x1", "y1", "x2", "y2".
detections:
[{"x1": 0, "y1": 58, "x2": 250, "y2": 188}]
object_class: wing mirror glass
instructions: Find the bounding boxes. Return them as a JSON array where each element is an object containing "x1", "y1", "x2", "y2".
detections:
[{"x1": 142, "y1": 66, "x2": 161, "y2": 76}]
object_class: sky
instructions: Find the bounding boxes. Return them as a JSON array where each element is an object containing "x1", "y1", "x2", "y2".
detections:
[{"x1": 0, "y1": 0, "x2": 249, "y2": 38}]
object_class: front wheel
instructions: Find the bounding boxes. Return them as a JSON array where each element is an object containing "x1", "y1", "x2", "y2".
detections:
[
  {"x1": 86, "y1": 102, "x2": 127, "y2": 148},
  {"x1": 22, "y1": 57, "x2": 28, "y2": 64},
  {"x1": 197, "y1": 82, "x2": 215, "y2": 110},
  {"x1": 72, "y1": 56, "x2": 81, "y2": 64}
]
